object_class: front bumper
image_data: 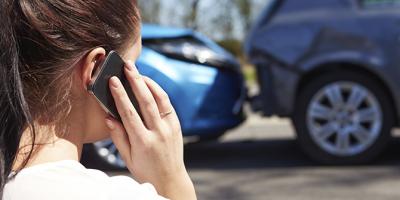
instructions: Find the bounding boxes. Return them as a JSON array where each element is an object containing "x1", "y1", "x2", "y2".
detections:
[
  {"x1": 138, "y1": 47, "x2": 247, "y2": 136},
  {"x1": 187, "y1": 70, "x2": 247, "y2": 136}
]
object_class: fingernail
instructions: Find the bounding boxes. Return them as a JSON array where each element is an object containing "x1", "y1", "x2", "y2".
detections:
[
  {"x1": 125, "y1": 60, "x2": 134, "y2": 71},
  {"x1": 110, "y1": 77, "x2": 119, "y2": 88},
  {"x1": 105, "y1": 118, "x2": 115, "y2": 130}
]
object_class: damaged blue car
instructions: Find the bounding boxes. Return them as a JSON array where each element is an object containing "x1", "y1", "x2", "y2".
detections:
[{"x1": 83, "y1": 24, "x2": 246, "y2": 169}]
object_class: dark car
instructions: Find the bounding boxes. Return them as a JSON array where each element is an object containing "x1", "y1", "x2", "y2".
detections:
[{"x1": 245, "y1": 0, "x2": 400, "y2": 164}]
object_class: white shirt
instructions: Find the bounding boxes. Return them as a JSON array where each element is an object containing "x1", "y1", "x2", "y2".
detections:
[{"x1": 3, "y1": 160, "x2": 168, "y2": 200}]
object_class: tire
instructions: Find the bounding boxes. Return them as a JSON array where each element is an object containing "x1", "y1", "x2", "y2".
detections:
[
  {"x1": 293, "y1": 70, "x2": 394, "y2": 165},
  {"x1": 82, "y1": 132, "x2": 226, "y2": 168},
  {"x1": 81, "y1": 141, "x2": 126, "y2": 171},
  {"x1": 197, "y1": 132, "x2": 226, "y2": 142}
]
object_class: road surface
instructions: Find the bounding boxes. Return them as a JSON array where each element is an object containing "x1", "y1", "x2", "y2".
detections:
[{"x1": 110, "y1": 114, "x2": 400, "y2": 200}]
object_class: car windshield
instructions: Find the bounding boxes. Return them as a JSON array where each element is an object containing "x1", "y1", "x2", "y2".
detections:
[
  {"x1": 360, "y1": 0, "x2": 400, "y2": 8},
  {"x1": 254, "y1": 0, "x2": 279, "y2": 26}
]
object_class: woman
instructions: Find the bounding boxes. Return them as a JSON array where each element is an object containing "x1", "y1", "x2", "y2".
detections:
[{"x1": 0, "y1": 0, "x2": 197, "y2": 200}]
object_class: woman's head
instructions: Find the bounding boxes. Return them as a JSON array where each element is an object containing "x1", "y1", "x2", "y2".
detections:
[{"x1": 0, "y1": 0, "x2": 141, "y2": 194}]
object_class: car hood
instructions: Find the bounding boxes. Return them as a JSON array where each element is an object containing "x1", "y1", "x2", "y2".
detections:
[
  {"x1": 141, "y1": 24, "x2": 239, "y2": 66},
  {"x1": 141, "y1": 24, "x2": 194, "y2": 39}
]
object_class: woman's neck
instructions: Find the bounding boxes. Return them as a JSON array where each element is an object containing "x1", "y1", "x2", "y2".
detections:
[{"x1": 13, "y1": 124, "x2": 84, "y2": 171}]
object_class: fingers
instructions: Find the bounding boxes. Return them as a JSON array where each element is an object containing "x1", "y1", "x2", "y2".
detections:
[
  {"x1": 105, "y1": 117, "x2": 131, "y2": 162},
  {"x1": 143, "y1": 76, "x2": 176, "y2": 120},
  {"x1": 109, "y1": 76, "x2": 146, "y2": 142},
  {"x1": 124, "y1": 61, "x2": 162, "y2": 129}
]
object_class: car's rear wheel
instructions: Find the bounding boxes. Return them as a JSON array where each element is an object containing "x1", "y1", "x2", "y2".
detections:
[{"x1": 293, "y1": 70, "x2": 394, "y2": 164}]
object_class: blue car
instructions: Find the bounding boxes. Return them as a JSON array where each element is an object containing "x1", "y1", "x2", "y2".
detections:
[{"x1": 83, "y1": 24, "x2": 247, "y2": 169}]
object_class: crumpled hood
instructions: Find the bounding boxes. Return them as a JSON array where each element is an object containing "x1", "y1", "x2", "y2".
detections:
[{"x1": 141, "y1": 24, "x2": 193, "y2": 39}]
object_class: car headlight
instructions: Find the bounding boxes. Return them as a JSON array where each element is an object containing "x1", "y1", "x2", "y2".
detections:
[{"x1": 143, "y1": 37, "x2": 239, "y2": 70}]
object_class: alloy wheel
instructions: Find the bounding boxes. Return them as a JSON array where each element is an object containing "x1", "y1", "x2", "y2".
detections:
[{"x1": 306, "y1": 81, "x2": 383, "y2": 156}]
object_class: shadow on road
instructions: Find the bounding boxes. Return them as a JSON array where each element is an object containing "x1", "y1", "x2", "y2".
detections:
[{"x1": 184, "y1": 137, "x2": 400, "y2": 170}]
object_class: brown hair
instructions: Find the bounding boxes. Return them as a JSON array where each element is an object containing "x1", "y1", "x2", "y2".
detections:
[{"x1": 0, "y1": 0, "x2": 140, "y2": 196}]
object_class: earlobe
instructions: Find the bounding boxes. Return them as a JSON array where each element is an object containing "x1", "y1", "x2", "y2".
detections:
[{"x1": 80, "y1": 48, "x2": 106, "y2": 90}]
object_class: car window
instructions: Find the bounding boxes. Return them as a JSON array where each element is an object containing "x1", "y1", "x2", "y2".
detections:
[
  {"x1": 263, "y1": 0, "x2": 278, "y2": 14},
  {"x1": 257, "y1": 0, "x2": 278, "y2": 22},
  {"x1": 359, "y1": 0, "x2": 400, "y2": 8}
]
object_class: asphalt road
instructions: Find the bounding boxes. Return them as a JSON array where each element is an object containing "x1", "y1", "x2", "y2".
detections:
[{"x1": 111, "y1": 114, "x2": 400, "y2": 200}]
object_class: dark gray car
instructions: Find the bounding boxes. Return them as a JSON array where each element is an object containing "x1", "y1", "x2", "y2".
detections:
[{"x1": 245, "y1": 0, "x2": 400, "y2": 164}]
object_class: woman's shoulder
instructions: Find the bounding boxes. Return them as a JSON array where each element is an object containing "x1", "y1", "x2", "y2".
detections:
[
  {"x1": 3, "y1": 160, "x2": 167, "y2": 200},
  {"x1": 3, "y1": 160, "x2": 110, "y2": 200},
  {"x1": 10, "y1": 160, "x2": 112, "y2": 183}
]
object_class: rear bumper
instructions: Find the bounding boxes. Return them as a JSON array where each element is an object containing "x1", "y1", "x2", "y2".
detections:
[{"x1": 253, "y1": 63, "x2": 300, "y2": 117}]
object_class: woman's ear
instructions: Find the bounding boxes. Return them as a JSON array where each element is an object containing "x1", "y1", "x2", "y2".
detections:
[{"x1": 79, "y1": 48, "x2": 106, "y2": 90}]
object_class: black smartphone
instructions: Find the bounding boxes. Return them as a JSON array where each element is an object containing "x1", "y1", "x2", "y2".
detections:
[{"x1": 88, "y1": 50, "x2": 141, "y2": 121}]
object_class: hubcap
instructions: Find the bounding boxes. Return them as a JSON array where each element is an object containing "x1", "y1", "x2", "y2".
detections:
[
  {"x1": 94, "y1": 140, "x2": 126, "y2": 168},
  {"x1": 306, "y1": 82, "x2": 382, "y2": 156}
]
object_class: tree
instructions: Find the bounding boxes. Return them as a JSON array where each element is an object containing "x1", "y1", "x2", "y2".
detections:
[
  {"x1": 182, "y1": 0, "x2": 201, "y2": 30},
  {"x1": 138, "y1": 0, "x2": 161, "y2": 23},
  {"x1": 234, "y1": 0, "x2": 252, "y2": 31},
  {"x1": 213, "y1": 0, "x2": 235, "y2": 39},
  {"x1": 137, "y1": 0, "x2": 269, "y2": 40}
]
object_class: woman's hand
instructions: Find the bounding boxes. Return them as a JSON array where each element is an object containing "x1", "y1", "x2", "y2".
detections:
[{"x1": 104, "y1": 61, "x2": 196, "y2": 200}]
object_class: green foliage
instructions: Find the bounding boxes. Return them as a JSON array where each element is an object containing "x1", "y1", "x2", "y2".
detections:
[
  {"x1": 217, "y1": 39, "x2": 257, "y2": 84},
  {"x1": 217, "y1": 39, "x2": 243, "y2": 58},
  {"x1": 243, "y1": 64, "x2": 256, "y2": 84}
]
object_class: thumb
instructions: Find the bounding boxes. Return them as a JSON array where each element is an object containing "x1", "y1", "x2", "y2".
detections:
[{"x1": 105, "y1": 117, "x2": 131, "y2": 163}]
